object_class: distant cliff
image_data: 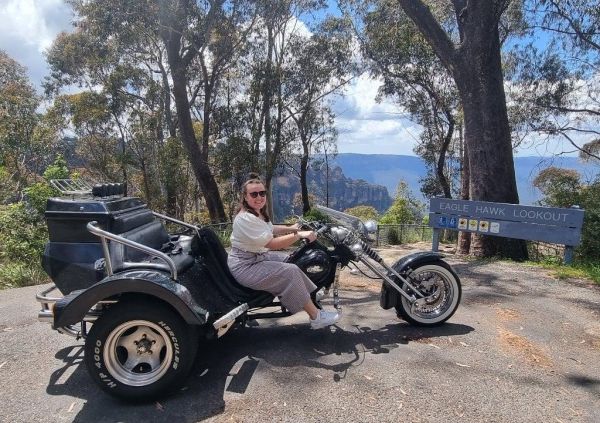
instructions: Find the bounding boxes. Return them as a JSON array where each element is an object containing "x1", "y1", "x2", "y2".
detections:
[{"x1": 271, "y1": 166, "x2": 392, "y2": 221}]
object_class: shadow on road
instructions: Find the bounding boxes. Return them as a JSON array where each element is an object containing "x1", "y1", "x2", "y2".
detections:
[{"x1": 44, "y1": 322, "x2": 473, "y2": 422}]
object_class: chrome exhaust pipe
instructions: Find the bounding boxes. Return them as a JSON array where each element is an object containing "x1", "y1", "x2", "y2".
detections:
[{"x1": 38, "y1": 310, "x2": 54, "y2": 323}]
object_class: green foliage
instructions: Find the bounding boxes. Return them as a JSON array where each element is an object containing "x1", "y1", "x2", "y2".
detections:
[
  {"x1": 577, "y1": 178, "x2": 600, "y2": 260},
  {"x1": 0, "y1": 262, "x2": 48, "y2": 289},
  {"x1": 24, "y1": 183, "x2": 56, "y2": 215},
  {"x1": 303, "y1": 208, "x2": 330, "y2": 222},
  {"x1": 0, "y1": 157, "x2": 73, "y2": 289},
  {"x1": 529, "y1": 260, "x2": 600, "y2": 285},
  {"x1": 534, "y1": 168, "x2": 600, "y2": 261},
  {"x1": 0, "y1": 203, "x2": 47, "y2": 261},
  {"x1": 380, "y1": 182, "x2": 424, "y2": 224},
  {"x1": 43, "y1": 155, "x2": 70, "y2": 181},
  {"x1": 343, "y1": 205, "x2": 379, "y2": 222},
  {"x1": 387, "y1": 227, "x2": 400, "y2": 245},
  {"x1": 22, "y1": 156, "x2": 69, "y2": 214},
  {"x1": 533, "y1": 167, "x2": 581, "y2": 207},
  {"x1": 0, "y1": 202, "x2": 48, "y2": 288}
]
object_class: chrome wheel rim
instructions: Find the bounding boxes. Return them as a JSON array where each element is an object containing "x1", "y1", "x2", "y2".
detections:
[
  {"x1": 104, "y1": 320, "x2": 173, "y2": 387},
  {"x1": 404, "y1": 266, "x2": 456, "y2": 320}
]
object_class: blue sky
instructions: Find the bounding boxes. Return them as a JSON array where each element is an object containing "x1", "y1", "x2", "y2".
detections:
[{"x1": 0, "y1": 0, "x2": 581, "y2": 157}]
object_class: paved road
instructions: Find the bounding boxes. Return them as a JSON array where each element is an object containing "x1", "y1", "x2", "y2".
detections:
[{"x1": 1, "y1": 252, "x2": 599, "y2": 422}]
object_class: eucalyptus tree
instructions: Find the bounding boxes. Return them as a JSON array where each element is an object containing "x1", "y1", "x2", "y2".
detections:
[
  {"x1": 47, "y1": 0, "x2": 256, "y2": 222},
  {"x1": 161, "y1": 0, "x2": 258, "y2": 222},
  {"x1": 0, "y1": 51, "x2": 39, "y2": 196},
  {"x1": 353, "y1": 1, "x2": 461, "y2": 200},
  {"x1": 243, "y1": 0, "x2": 328, "y2": 217},
  {"x1": 0, "y1": 50, "x2": 61, "y2": 198},
  {"x1": 387, "y1": 0, "x2": 529, "y2": 260},
  {"x1": 283, "y1": 19, "x2": 354, "y2": 213},
  {"x1": 508, "y1": 0, "x2": 600, "y2": 163},
  {"x1": 45, "y1": 18, "x2": 181, "y2": 211}
]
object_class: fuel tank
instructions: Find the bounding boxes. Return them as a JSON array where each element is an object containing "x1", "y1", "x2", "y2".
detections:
[{"x1": 289, "y1": 246, "x2": 335, "y2": 288}]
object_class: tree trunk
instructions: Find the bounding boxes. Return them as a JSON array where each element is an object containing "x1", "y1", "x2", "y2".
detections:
[
  {"x1": 162, "y1": 29, "x2": 226, "y2": 223},
  {"x1": 262, "y1": 24, "x2": 275, "y2": 219},
  {"x1": 399, "y1": 0, "x2": 528, "y2": 260},
  {"x1": 436, "y1": 109, "x2": 454, "y2": 198},
  {"x1": 457, "y1": 124, "x2": 471, "y2": 254},
  {"x1": 453, "y1": 13, "x2": 527, "y2": 259},
  {"x1": 300, "y1": 141, "x2": 310, "y2": 214}
]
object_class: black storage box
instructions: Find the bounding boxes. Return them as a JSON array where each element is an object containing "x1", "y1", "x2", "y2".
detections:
[{"x1": 43, "y1": 196, "x2": 151, "y2": 294}]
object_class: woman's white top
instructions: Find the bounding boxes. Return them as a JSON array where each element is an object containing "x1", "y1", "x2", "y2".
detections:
[{"x1": 230, "y1": 211, "x2": 274, "y2": 253}]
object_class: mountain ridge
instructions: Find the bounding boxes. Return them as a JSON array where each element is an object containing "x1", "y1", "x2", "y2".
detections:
[{"x1": 331, "y1": 153, "x2": 599, "y2": 205}]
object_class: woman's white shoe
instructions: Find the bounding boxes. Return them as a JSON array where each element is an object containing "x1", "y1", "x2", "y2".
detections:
[{"x1": 310, "y1": 309, "x2": 340, "y2": 329}]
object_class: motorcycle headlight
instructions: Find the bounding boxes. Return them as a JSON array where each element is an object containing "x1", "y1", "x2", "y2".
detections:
[
  {"x1": 363, "y1": 220, "x2": 377, "y2": 233},
  {"x1": 330, "y1": 226, "x2": 351, "y2": 243}
]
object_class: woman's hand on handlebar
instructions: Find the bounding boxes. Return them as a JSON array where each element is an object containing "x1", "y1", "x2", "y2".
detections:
[{"x1": 297, "y1": 230, "x2": 317, "y2": 243}]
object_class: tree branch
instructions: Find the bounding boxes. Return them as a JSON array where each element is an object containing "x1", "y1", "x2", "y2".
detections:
[
  {"x1": 397, "y1": 0, "x2": 457, "y2": 71},
  {"x1": 548, "y1": 0, "x2": 600, "y2": 51},
  {"x1": 561, "y1": 132, "x2": 600, "y2": 162}
]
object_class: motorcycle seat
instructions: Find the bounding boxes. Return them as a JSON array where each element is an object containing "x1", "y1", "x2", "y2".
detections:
[{"x1": 191, "y1": 227, "x2": 274, "y2": 308}]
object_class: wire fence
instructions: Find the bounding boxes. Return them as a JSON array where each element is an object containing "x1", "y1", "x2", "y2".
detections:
[
  {"x1": 205, "y1": 222, "x2": 437, "y2": 248},
  {"x1": 204, "y1": 222, "x2": 566, "y2": 263},
  {"x1": 375, "y1": 224, "x2": 434, "y2": 247}
]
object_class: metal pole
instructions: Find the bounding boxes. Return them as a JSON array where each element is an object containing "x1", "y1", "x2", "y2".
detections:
[
  {"x1": 564, "y1": 246, "x2": 574, "y2": 265},
  {"x1": 432, "y1": 229, "x2": 440, "y2": 252}
]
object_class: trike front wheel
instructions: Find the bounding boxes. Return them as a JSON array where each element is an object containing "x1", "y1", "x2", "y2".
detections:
[{"x1": 395, "y1": 262, "x2": 461, "y2": 326}]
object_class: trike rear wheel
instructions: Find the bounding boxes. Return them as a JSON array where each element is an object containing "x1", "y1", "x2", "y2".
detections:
[{"x1": 84, "y1": 298, "x2": 198, "y2": 401}]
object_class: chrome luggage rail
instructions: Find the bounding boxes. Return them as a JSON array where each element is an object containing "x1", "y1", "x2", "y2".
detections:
[
  {"x1": 87, "y1": 221, "x2": 178, "y2": 279},
  {"x1": 152, "y1": 212, "x2": 201, "y2": 232},
  {"x1": 36, "y1": 284, "x2": 116, "y2": 338}
]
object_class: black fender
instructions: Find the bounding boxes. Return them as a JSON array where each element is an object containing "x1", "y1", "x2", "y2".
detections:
[
  {"x1": 380, "y1": 251, "x2": 446, "y2": 310},
  {"x1": 53, "y1": 270, "x2": 208, "y2": 329}
]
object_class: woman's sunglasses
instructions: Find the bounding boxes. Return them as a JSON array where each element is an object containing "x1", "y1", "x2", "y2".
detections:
[{"x1": 248, "y1": 190, "x2": 267, "y2": 198}]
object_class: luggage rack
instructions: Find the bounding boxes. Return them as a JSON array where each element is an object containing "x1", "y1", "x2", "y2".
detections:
[
  {"x1": 50, "y1": 179, "x2": 126, "y2": 198},
  {"x1": 50, "y1": 179, "x2": 93, "y2": 196}
]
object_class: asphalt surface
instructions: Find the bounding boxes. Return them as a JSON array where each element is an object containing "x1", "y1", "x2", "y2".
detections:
[{"x1": 1, "y1": 249, "x2": 599, "y2": 423}]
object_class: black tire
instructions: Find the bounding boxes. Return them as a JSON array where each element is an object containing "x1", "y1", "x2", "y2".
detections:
[
  {"x1": 395, "y1": 261, "x2": 461, "y2": 326},
  {"x1": 84, "y1": 298, "x2": 198, "y2": 401}
]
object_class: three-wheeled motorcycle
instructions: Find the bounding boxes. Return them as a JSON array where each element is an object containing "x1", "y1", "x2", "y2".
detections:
[{"x1": 37, "y1": 180, "x2": 461, "y2": 401}]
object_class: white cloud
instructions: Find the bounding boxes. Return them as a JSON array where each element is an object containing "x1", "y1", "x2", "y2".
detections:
[
  {"x1": 333, "y1": 73, "x2": 420, "y2": 154},
  {"x1": 0, "y1": 0, "x2": 72, "y2": 86}
]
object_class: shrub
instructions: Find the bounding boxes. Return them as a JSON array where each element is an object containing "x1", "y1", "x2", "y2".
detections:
[
  {"x1": 303, "y1": 208, "x2": 330, "y2": 222},
  {"x1": 0, "y1": 203, "x2": 49, "y2": 288},
  {"x1": 0, "y1": 262, "x2": 48, "y2": 289},
  {"x1": 387, "y1": 227, "x2": 400, "y2": 245},
  {"x1": 0, "y1": 203, "x2": 47, "y2": 262},
  {"x1": 343, "y1": 205, "x2": 379, "y2": 221}
]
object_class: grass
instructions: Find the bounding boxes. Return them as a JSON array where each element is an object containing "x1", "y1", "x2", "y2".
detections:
[{"x1": 525, "y1": 259, "x2": 600, "y2": 285}]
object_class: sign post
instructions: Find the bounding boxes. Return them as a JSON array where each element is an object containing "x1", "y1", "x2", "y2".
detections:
[{"x1": 429, "y1": 198, "x2": 585, "y2": 264}]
